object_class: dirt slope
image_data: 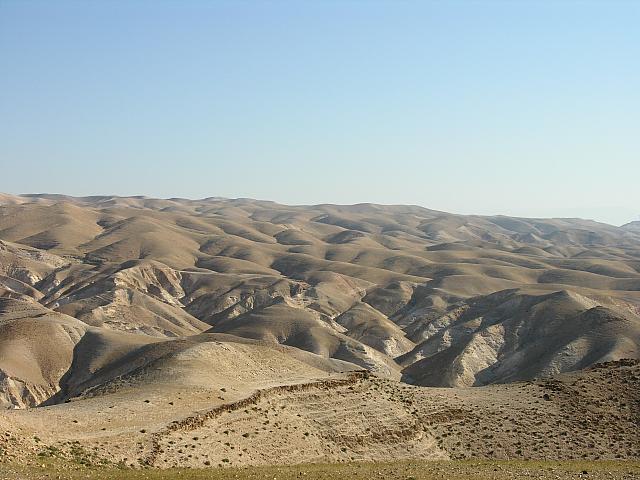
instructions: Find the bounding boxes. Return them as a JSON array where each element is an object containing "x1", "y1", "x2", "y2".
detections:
[{"x1": 0, "y1": 360, "x2": 637, "y2": 468}]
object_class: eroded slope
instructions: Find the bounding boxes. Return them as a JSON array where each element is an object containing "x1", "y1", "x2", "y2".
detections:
[{"x1": 0, "y1": 195, "x2": 639, "y2": 408}]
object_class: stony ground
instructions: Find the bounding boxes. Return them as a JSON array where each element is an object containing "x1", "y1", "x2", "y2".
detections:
[
  {"x1": 1, "y1": 362, "x2": 638, "y2": 472},
  {"x1": 1, "y1": 460, "x2": 639, "y2": 480}
]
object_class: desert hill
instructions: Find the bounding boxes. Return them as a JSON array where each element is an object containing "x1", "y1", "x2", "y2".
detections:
[
  {"x1": 623, "y1": 220, "x2": 640, "y2": 232},
  {"x1": 0, "y1": 194, "x2": 639, "y2": 409},
  {"x1": 1, "y1": 360, "x2": 638, "y2": 468}
]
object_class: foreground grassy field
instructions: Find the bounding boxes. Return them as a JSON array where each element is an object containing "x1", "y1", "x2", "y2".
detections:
[{"x1": 1, "y1": 460, "x2": 639, "y2": 480}]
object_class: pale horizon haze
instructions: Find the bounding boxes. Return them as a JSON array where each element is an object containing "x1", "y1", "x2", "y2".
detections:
[{"x1": 1, "y1": 1, "x2": 638, "y2": 226}]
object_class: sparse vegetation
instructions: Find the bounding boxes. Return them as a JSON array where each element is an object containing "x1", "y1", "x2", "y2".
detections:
[{"x1": 1, "y1": 460, "x2": 639, "y2": 480}]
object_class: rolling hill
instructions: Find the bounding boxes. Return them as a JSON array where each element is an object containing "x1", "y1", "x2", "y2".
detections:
[{"x1": 0, "y1": 194, "x2": 639, "y2": 409}]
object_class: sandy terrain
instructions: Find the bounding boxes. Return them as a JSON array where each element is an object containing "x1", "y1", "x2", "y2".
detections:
[
  {"x1": 0, "y1": 194, "x2": 638, "y2": 472},
  {"x1": 0, "y1": 360, "x2": 638, "y2": 470}
]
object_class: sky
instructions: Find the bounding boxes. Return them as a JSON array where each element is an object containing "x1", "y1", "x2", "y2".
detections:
[{"x1": 0, "y1": 1, "x2": 638, "y2": 226}]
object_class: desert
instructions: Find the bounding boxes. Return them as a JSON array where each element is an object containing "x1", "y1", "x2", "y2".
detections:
[{"x1": 0, "y1": 194, "x2": 638, "y2": 478}]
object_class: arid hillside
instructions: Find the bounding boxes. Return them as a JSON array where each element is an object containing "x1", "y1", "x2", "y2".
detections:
[
  {"x1": 1, "y1": 360, "x2": 638, "y2": 469},
  {"x1": 0, "y1": 194, "x2": 639, "y2": 409}
]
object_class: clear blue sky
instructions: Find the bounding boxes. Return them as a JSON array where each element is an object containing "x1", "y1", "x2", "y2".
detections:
[{"x1": 1, "y1": 1, "x2": 638, "y2": 225}]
